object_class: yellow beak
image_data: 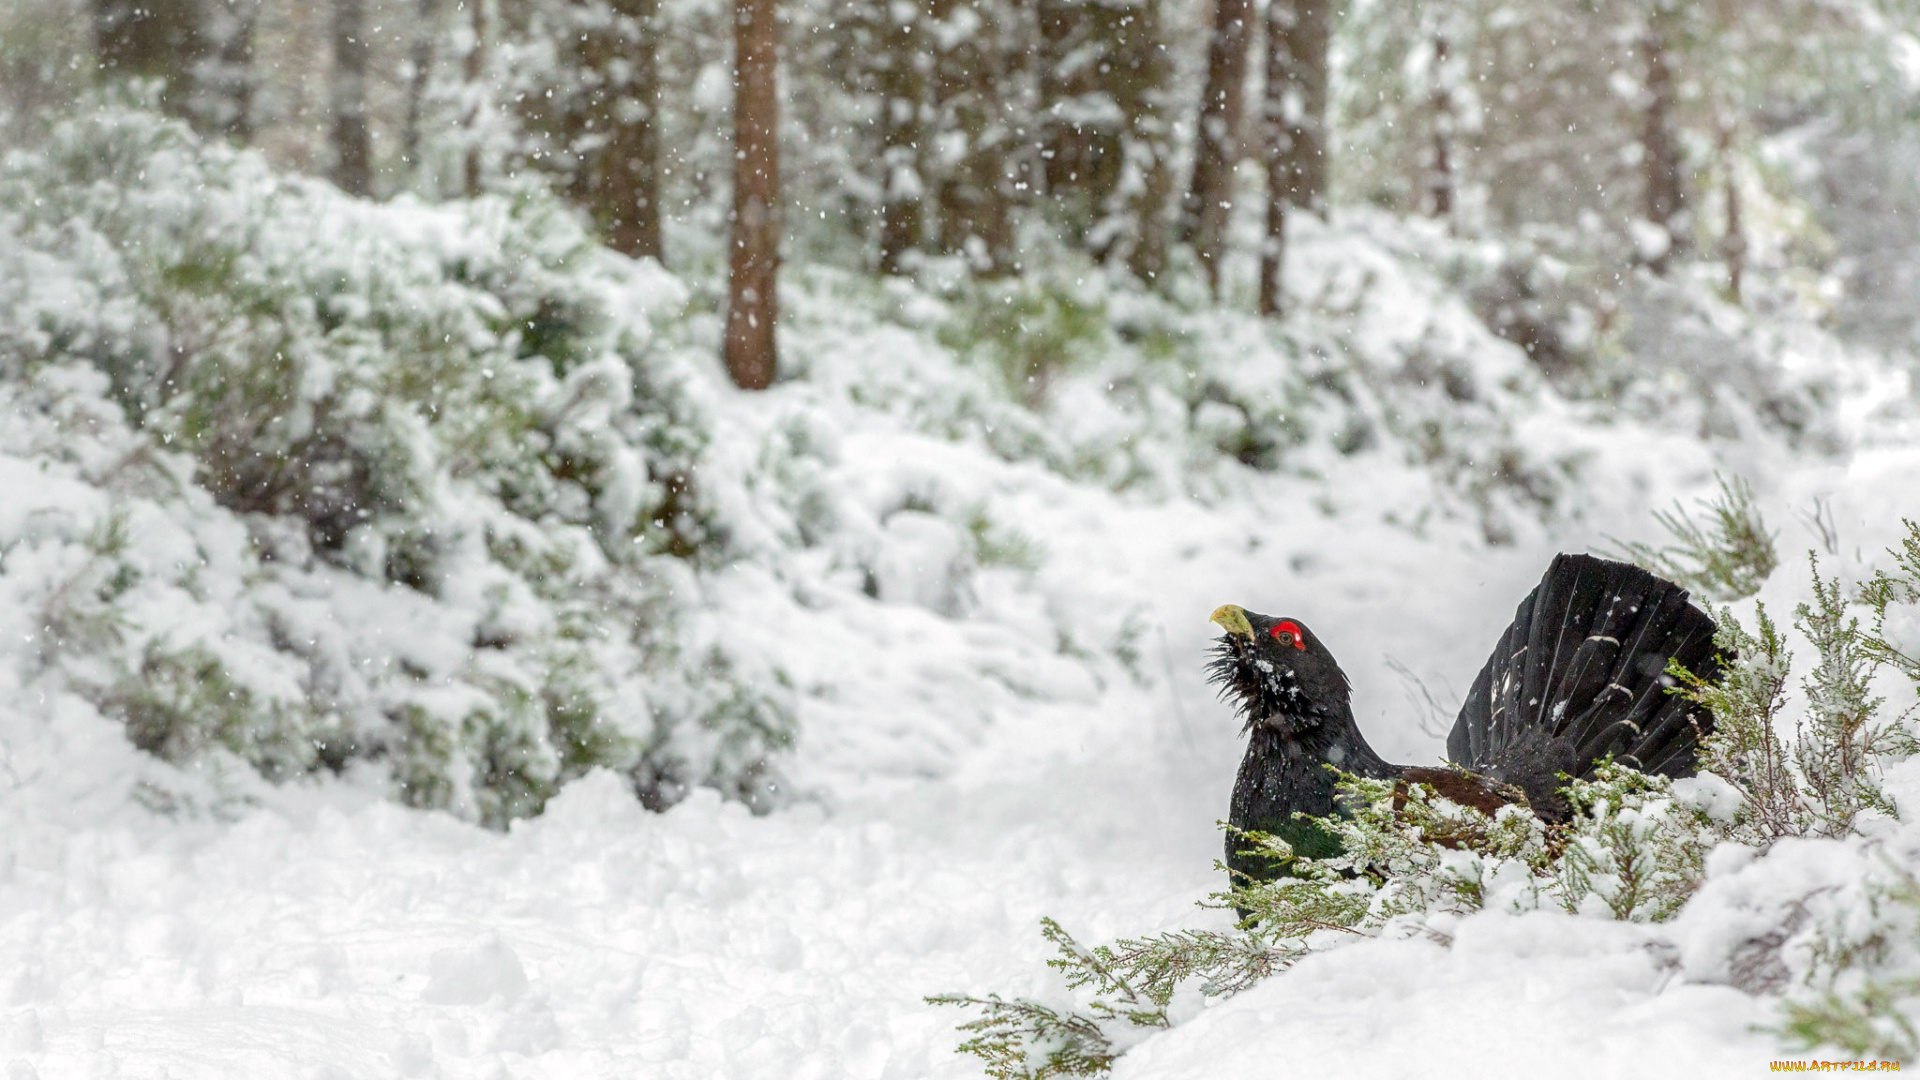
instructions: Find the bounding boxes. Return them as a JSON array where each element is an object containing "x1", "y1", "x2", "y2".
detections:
[{"x1": 1209, "y1": 604, "x2": 1256, "y2": 639}]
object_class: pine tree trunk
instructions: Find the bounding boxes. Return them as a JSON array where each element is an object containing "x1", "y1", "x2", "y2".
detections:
[
  {"x1": 1428, "y1": 31, "x2": 1453, "y2": 220},
  {"x1": 1183, "y1": 0, "x2": 1253, "y2": 293},
  {"x1": 1258, "y1": 0, "x2": 1290, "y2": 317},
  {"x1": 878, "y1": 0, "x2": 926, "y2": 275},
  {"x1": 609, "y1": 0, "x2": 663, "y2": 260},
  {"x1": 931, "y1": 0, "x2": 1013, "y2": 273},
  {"x1": 576, "y1": 0, "x2": 664, "y2": 261},
  {"x1": 724, "y1": 0, "x2": 781, "y2": 390},
  {"x1": 464, "y1": 0, "x2": 490, "y2": 196},
  {"x1": 402, "y1": 0, "x2": 440, "y2": 181},
  {"x1": 1128, "y1": 124, "x2": 1175, "y2": 284},
  {"x1": 331, "y1": 0, "x2": 373, "y2": 197},
  {"x1": 1719, "y1": 123, "x2": 1744, "y2": 303},
  {"x1": 1112, "y1": 0, "x2": 1171, "y2": 283},
  {"x1": 1277, "y1": 0, "x2": 1329, "y2": 217},
  {"x1": 1640, "y1": 20, "x2": 1685, "y2": 273},
  {"x1": 1036, "y1": 0, "x2": 1125, "y2": 247}
]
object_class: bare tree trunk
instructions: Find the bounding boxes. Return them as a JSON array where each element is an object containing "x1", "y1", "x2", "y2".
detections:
[
  {"x1": 402, "y1": 0, "x2": 441, "y2": 181},
  {"x1": 878, "y1": 0, "x2": 925, "y2": 275},
  {"x1": 607, "y1": 0, "x2": 663, "y2": 260},
  {"x1": 574, "y1": 0, "x2": 664, "y2": 260},
  {"x1": 1428, "y1": 31, "x2": 1453, "y2": 220},
  {"x1": 464, "y1": 0, "x2": 490, "y2": 197},
  {"x1": 1111, "y1": 0, "x2": 1171, "y2": 283},
  {"x1": 1036, "y1": 0, "x2": 1126, "y2": 247},
  {"x1": 724, "y1": 0, "x2": 780, "y2": 390},
  {"x1": 1127, "y1": 118, "x2": 1175, "y2": 284},
  {"x1": 1640, "y1": 20, "x2": 1685, "y2": 273},
  {"x1": 1257, "y1": 0, "x2": 1290, "y2": 317},
  {"x1": 331, "y1": 0, "x2": 373, "y2": 197},
  {"x1": 1719, "y1": 122, "x2": 1744, "y2": 302},
  {"x1": 931, "y1": 0, "x2": 1013, "y2": 273},
  {"x1": 1277, "y1": 0, "x2": 1329, "y2": 216},
  {"x1": 1182, "y1": 0, "x2": 1253, "y2": 294}
]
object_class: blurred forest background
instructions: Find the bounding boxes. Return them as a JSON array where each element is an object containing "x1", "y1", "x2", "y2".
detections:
[{"x1": 9, "y1": 0, "x2": 1920, "y2": 350}]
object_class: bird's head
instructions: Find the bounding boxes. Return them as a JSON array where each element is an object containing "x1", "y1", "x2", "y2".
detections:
[{"x1": 1206, "y1": 604, "x2": 1351, "y2": 735}]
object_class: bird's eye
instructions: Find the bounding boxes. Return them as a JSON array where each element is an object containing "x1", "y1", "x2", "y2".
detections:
[{"x1": 1270, "y1": 621, "x2": 1306, "y2": 650}]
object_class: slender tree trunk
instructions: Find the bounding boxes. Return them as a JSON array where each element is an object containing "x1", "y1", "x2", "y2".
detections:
[
  {"x1": 1183, "y1": 0, "x2": 1253, "y2": 294},
  {"x1": 1640, "y1": 20, "x2": 1685, "y2": 273},
  {"x1": 931, "y1": 0, "x2": 1013, "y2": 273},
  {"x1": 1128, "y1": 122, "x2": 1175, "y2": 284},
  {"x1": 402, "y1": 0, "x2": 441, "y2": 181},
  {"x1": 1036, "y1": 0, "x2": 1126, "y2": 246},
  {"x1": 464, "y1": 0, "x2": 490, "y2": 196},
  {"x1": 1277, "y1": 0, "x2": 1329, "y2": 216},
  {"x1": 1719, "y1": 122, "x2": 1745, "y2": 302},
  {"x1": 332, "y1": 0, "x2": 374, "y2": 197},
  {"x1": 575, "y1": 0, "x2": 664, "y2": 260},
  {"x1": 1428, "y1": 31, "x2": 1453, "y2": 220},
  {"x1": 878, "y1": 0, "x2": 926, "y2": 275},
  {"x1": 724, "y1": 0, "x2": 780, "y2": 390},
  {"x1": 1111, "y1": 0, "x2": 1171, "y2": 283},
  {"x1": 1258, "y1": 0, "x2": 1290, "y2": 317},
  {"x1": 608, "y1": 0, "x2": 663, "y2": 260}
]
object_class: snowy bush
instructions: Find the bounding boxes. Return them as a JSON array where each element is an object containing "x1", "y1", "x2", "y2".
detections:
[
  {"x1": 0, "y1": 98, "x2": 793, "y2": 824},
  {"x1": 933, "y1": 764, "x2": 1739, "y2": 1078},
  {"x1": 1609, "y1": 473, "x2": 1779, "y2": 602},
  {"x1": 937, "y1": 516, "x2": 1920, "y2": 1077},
  {"x1": 1673, "y1": 548, "x2": 1920, "y2": 845}
]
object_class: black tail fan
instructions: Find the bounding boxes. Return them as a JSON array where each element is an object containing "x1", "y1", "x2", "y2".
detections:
[{"x1": 1445, "y1": 553, "x2": 1723, "y2": 819}]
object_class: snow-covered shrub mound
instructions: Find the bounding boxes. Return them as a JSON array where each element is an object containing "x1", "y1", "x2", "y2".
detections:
[{"x1": 0, "y1": 101, "x2": 792, "y2": 824}]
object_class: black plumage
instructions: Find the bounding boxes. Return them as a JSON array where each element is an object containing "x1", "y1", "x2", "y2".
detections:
[{"x1": 1208, "y1": 553, "x2": 1723, "y2": 891}]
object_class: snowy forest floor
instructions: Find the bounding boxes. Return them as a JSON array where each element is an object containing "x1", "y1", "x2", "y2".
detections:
[
  {"x1": 8, "y1": 388, "x2": 1919, "y2": 1079},
  {"x1": 7, "y1": 129, "x2": 1920, "y2": 1075}
]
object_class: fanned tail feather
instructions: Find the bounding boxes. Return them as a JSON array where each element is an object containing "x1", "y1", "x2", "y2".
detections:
[{"x1": 1445, "y1": 553, "x2": 1723, "y2": 819}]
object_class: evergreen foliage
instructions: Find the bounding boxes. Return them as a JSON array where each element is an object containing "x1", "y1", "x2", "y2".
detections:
[
  {"x1": 938, "y1": 517, "x2": 1920, "y2": 1076},
  {"x1": 0, "y1": 98, "x2": 794, "y2": 823},
  {"x1": 1778, "y1": 866, "x2": 1920, "y2": 1063},
  {"x1": 936, "y1": 764, "x2": 1737, "y2": 1077},
  {"x1": 1609, "y1": 473, "x2": 1778, "y2": 602}
]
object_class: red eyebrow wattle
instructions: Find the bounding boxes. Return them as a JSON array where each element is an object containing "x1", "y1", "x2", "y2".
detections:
[{"x1": 1271, "y1": 620, "x2": 1306, "y2": 648}]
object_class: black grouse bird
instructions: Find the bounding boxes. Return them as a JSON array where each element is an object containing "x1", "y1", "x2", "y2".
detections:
[{"x1": 1207, "y1": 552, "x2": 1723, "y2": 890}]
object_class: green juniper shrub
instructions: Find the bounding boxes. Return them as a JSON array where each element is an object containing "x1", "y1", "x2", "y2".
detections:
[
  {"x1": 932, "y1": 764, "x2": 1734, "y2": 1078},
  {"x1": 104, "y1": 641, "x2": 318, "y2": 782},
  {"x1": 1609, "y1": 473, "x2": 1779, "y2": 602},
  {"x1": 0, "y1": 99, "x2": 792, "y2": 827},
  {"x1": 1779, "y1": 867, "x2": 1920, "y2": 1063},
  {"x1": 940, "y1": 275, "x2": 1109, "y2": 409},
  {"x1": 935, "y1": 517, "x2": 1920, "y2": 1078}
]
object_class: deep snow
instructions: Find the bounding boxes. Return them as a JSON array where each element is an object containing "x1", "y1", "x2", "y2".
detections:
[{"x1": 9, "y1": 433, "x2": 1920, "y2": 1078}]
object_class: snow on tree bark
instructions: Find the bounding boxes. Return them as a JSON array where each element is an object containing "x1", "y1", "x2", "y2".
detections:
[{"x1": 1184, "y1": 0, "x2": 1253, "y2": 294}]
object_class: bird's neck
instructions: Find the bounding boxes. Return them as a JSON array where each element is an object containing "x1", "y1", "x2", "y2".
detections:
[
  {"x1": 1258, "y1": 697, "x2": 1397, "y2": 778},
  {"x1": 1233, "y1": 702, "x2": 1398, "y2": 827}
]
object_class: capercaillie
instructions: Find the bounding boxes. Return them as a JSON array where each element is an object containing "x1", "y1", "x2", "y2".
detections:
[{"x1": 1207, "y1": 553, "x2": 1723, "y2": 895}]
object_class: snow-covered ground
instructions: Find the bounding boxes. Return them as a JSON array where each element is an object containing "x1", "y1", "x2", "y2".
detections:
[
  {"x1": 9, "y1": 411, "x2": 1919, "y2": 1079},
  {"x1": 6, "y1": 131, "x2": 1920, "y2": 1074}
]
